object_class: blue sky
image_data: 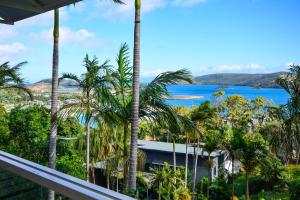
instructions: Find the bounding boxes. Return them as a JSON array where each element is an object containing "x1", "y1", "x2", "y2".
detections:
[{"x1": 1, "y1": 0, "x2": 300, "y2": 82}]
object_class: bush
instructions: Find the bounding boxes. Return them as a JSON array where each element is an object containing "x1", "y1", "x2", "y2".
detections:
[
  {"x1": 210, "y1": 178, "x2": 231, "y2": 200},
  {"x1": 57, "y1": 154, "x2": 86, "y2": 180},
  {"x1": 288, "y1": 180, "x2": 300, "y2": 200},
  {"x1": 286, "y1": 165, "x2": 300, "y2": 200}
]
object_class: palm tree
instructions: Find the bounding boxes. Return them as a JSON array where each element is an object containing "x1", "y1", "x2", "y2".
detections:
[
  {"x1": 59, "y1": 55, "x2": 112, "y2": 181},
  {"x1": 128, "y1": 0, "x2": 142, "y2": 191},
  {"x1": 0, "y1": 61, "x2": 33, "y2": 100},
  {"x1": 102, "y1": 43, "x2": 193, "y2": 190},
  {"x1": 238, "y1": 132, "x2": 267, "y2": 200},
  {"x1": 202, "y1": 130, "x2": 222, "y2": 199},
  {"x1": 223, "y1": 128, "x2": 242, "y2": 197},
  {"x1": 48, "y1": 8, "x2": 59, "y2": 200},
  {"x1": 276, "y1": 65, "x2": 300, "y2": 163}
]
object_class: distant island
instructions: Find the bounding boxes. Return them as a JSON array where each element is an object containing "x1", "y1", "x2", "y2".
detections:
[
  {"x1": 193, "y1": 72, "x2": 286, "y2": 88},
  {"x1": 32, "y1": 72, "x2": 286, "y2": 91}
]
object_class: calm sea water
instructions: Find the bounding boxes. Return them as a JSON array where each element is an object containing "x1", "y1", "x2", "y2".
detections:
[{"x1": 166, "y1": 85, "x2": 289, "y2": 107}]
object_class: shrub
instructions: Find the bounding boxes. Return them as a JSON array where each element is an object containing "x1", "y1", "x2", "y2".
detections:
[{"x1": 288, "y1": 179, "x2": 300, "y2": 200}]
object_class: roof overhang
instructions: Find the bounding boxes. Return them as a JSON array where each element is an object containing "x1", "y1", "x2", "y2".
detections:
[{"x1": 0, "y1": 0, "x2": 82, "y2": 25}]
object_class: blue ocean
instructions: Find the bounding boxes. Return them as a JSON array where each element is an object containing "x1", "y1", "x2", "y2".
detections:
[{"x1": 166, "y1": 85, "x2": 289, "y2": 107}]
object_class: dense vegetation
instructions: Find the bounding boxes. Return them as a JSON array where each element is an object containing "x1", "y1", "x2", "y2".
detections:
[
  {"x1": 194, "y1": 72, "x2": 285, "y2": 88},
  {"x1": 0, "y1": 46, "x2": 300, "y2": 199}
]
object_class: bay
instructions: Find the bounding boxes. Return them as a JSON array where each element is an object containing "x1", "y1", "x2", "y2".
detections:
[{"x1": 166, "y1": 85, "x2": 289, "y2": 107}]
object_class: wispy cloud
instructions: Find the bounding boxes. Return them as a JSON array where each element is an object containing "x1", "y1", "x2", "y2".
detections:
[
  {"x1": 0, "y1": 27, "x2": 17, "y2": 41},
  {"x1": 0, "y1": 43, "x2": 27, "y2": 62},
  {"x1": 30, "y1": 27, "x2": 103, "y2": 47},
  {"x1": 195, "y1": 63, "x2": 265, "y2": 74}
]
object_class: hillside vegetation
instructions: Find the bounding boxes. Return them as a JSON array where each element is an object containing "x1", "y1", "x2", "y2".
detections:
[{"x1": 194, "y1": 72, "x2": 286, "y2": 88}]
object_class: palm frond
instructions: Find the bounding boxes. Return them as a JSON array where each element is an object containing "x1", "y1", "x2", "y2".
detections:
[{"x1": 1, "y1": 85, "x2": 34, "y2": 100}]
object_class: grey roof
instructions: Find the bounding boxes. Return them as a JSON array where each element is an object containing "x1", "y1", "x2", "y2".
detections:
[
  {"x1": 138, "y1": 140, "x2": 224, "y2": 157},
  {"x1": 0, "y1": 0, "x2": 81, "y2": 24}
]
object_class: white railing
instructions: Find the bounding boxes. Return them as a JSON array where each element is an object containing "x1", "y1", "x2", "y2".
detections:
[{"x1": 0, "y1": 151, "x2": 134, "y2": 200}]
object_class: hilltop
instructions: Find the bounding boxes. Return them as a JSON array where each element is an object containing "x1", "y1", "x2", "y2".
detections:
[{"x1": 194, "y1": 72, "x2": 286, "y2": 88}]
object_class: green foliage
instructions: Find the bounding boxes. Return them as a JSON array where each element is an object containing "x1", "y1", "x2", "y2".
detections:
[
  {"x1": 191, "y1": 101, "x2": 216, "y2": 122},
  {"x1": 196, "y1": 178, "x2": 208, "y2": 200},
  {"x1": 209, "y1": 178, "x2": 231, "y2": 200},
  {"x1": 259, "y1": 155, "x2": 286, "y2": 190},
  {"x1": 0, "y1": 61, "x2": 33, "y2": 100},
  {"x1": 288, "y1": 179, "x2": 300, "y2": 200},
  {"x1": 58, "y1": 117, "x2": 84, "y2": 138},
  {"x1": 0, "y1": 105, "x2": 9, "y2": 149},
  {"x1": 8, "y1": 105, "x2": 50, "y2": 164},
  {"x1": 238, "y1": 132, "x2": 268, "y2": 173},
  {"x1": 56, "y1": 154, "x2": 86, "y2": 180},
  {"x1": 151, "y1": 163, "x2": 191, "y2": 200}
]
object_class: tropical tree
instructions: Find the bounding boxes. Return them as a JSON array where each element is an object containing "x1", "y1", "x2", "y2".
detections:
[
  {"x1": 128, "y1": 0, "x2": 142, "y2": 191},
  {"x1": 190, "y1": 101, "x2": 217, "y2": 198},
  {"x1": 8, "y1": 105, "x2": 50, "y2": 164},
  {"x1": 0, "y1": 61, "x2": 33, "y2": 100},
  {"x1": 276, "y1": 64, "x2": 300, "y2": 163},
  {"x1": 59, "y1": 55, "x2": 113, "y2": 181},
  {"x1": 238, "y1": 132, "x2": 267, "y2": 200},
  {"x1": 48, "y1": 8, "x2": 59, "y2": 200},
  {"x1": 222, "y1": 128, "x2": 243, "y2": 197},
  {"x1": 202, "y1": 130, "x2": 222, "y2": 199},
  {"x1": 151, "y1": 163, "x2": 191, "y2": 200}
]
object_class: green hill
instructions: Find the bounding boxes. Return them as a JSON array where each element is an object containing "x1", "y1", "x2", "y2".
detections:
[{"x1": 194, "y1": 72, "x2": 286, "y2": 88}]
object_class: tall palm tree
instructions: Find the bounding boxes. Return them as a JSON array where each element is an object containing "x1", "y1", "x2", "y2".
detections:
[
  {"x1": 128, "y1": 0, "x2": 142, "y2": 191},
  {"x1": 276, "y1": 65, "x2": 300, "y2": 163},
  {"x1": 48, "y1": 8, "x2": 59, "y2": 200},
  {"x1": 59, "y1": 55, "x2": 113, "y2": 181},
  {"x1": 202, "y1": 130, "x2": 222, "y2": 199},
  {"x1": 0, "y1": 61, "x2": 33, "y2": 100},
  {"x1": 99, "y1": 43, "x2": 193, "y2": 190}
]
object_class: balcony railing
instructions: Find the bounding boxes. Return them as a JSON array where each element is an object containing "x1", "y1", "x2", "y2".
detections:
[{"x1": 0, "y1": 151, "x2": 134, "y2": 200}]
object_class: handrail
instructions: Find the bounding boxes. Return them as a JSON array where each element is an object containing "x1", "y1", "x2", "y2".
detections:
[{"x1": 0, "y1": 151, "x2": 134, "y2": 200}]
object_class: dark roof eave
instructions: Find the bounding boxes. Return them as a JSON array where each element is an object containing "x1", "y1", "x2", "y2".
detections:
[{"x1": 0, "y1": 0, "x2": 82, "y2": 24}]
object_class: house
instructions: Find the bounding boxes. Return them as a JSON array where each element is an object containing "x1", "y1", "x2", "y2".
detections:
[{"x1": 138, "y1": 140, "x2": 231, "y2": 183}]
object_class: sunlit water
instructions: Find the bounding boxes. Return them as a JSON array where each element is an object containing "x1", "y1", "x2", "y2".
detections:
[{"x1": 166, "y1": 85, "x2": 289, "y2": 107}]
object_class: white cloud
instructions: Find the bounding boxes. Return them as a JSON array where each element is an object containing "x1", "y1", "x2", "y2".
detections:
[
  {"x1": 142, "y1": 69, "x2": 166, "y2": 77},
  {"x1": 0, "y1": 43, "x2": 27, "y2": 63},
  {"x1": 195, "y1": 63, "x2": 265, "y2": 74},
  {"x1": 30, "y1": 27, "x2": 102, "y2": 47},
  {"x1": 172, "y1": 0, "x2": 207, "y2": 7},
  {"x1": 0, "y1": 43, "x2": 26, "y2": 56},
  {"x1": 0, "y1": 27, "x2": 17, "y2": 40}
]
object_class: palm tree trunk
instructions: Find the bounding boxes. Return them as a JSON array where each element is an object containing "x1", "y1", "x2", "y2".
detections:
[
  {"x1": 92, "y1": 161, "x2": 96, "y2": 184},
  {"x1": 128, "y1": 0, "x2": 141, "y2": 191},
  {"x1": 184, "y1": 133, "x2": 188, "y2": 188},
  {"x1": 123, "y1": 123, "x2": 129, "y2": 190},
  {"x1": 192, "y1": 141, "x2": 199, "y2": 200},
  {"x1": 207, "y1": 155, "x2": 211, "y2": 199},
  {"x1": 85, "y1": 120, "x2": 90, "y2": 182},
  {"x1": 48, "y1": 8, "x2": 59, "y2": 200},
  {"x1": 245, "y1": 172, "x2": 249, "y2": 200},
  {"x1": 107, "y1": 174, "x2": 110, "y2": 189},
  {"x1": 173, "y1": 139, "x2": 176, "y2": 171},
  {"x1": 231, "y1": 155, "x2": 235, "y2": 196}
]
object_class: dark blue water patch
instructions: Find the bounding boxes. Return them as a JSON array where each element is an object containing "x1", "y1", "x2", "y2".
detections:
[{"x1": 166, "y1": 85, "x2": 289, "y2": 107}]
